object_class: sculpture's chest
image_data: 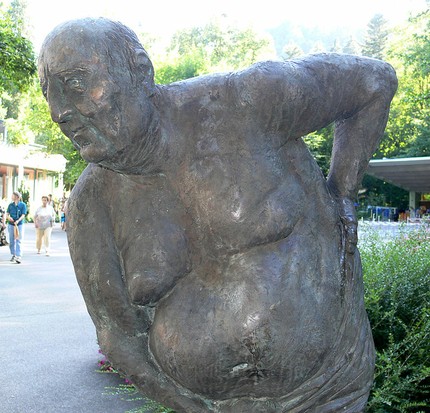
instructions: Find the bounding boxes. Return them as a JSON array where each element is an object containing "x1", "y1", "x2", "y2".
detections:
[
  {"x1": 107, "y1": 174, "x2": 192, "y2": 304},
  {"x1": 177, "y1": 150, "x2": 320, "y2": 252}
]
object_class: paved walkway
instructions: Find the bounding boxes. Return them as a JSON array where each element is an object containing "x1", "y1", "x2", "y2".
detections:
[{"x1": 0, "y1": 224, "x2": 150, "y2": 413}]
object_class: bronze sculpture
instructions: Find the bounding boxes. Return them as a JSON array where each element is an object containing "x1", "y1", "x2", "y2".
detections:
[{"x1": 38, "y1": 17, "x2": 398, "y2": 412}]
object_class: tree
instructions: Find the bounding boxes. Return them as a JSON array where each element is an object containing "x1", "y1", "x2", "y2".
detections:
[
  {"x1": 361, "y1": 14, "x2": 389, "y2": 59},
  {"x1": 303, "y1": 125, "x2": 334, "y2": 177},
  {"x1": 154, "y1": 49, "x2": 207, "y2": 85},
  {"x1": 342, "y1": 36, "x2": 362, "y2": 55},
  {"x1": 281, "y1": 41, "x2": 304, "y2": 59},
  {"x1": 398, "y1": 9, "x2": 430, "y2": 159},
  {"x1": 358, "y1": 7, "x2": 430, "y2": 210},
  {"x1": 379, "y1": 8, "x2": 430, "y2": 159},
  {"x1": 0, "y1": 1, "x2": 36, "y2": 96},
  {"x1": 162, "y1": 17, "x2": 275, "y2": 80},
  {"x1": 330, "y1": 39, "x2": 343, "y2": 53},
  {"x1": 309, "y1": 40, "x2": 326, "y2": 54}
]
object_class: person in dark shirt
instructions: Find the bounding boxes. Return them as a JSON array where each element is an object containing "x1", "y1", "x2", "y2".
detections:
[{"x1": 5, "y1": 191, "x2": 27, "y2": 263}]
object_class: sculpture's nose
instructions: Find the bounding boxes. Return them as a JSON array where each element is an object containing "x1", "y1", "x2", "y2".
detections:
[
  {"x1": 52, "y1": 110, "x2": 73, "y2": 124},
  {"x1": 47, "y1": 83, "x2": 74, "y2": 124},
  {"x1": 50, "y1": 98, "x2": 73, "y2": 124}
]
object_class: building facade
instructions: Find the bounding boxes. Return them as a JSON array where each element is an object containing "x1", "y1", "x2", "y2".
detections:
[{"x1": 0, "y1": 141, "x2": 66, "y2": 214}]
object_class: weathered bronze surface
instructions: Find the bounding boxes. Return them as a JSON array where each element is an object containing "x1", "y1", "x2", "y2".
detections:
[{"x1": 38, "y1": 18, "x2": 397, "y2": 412}]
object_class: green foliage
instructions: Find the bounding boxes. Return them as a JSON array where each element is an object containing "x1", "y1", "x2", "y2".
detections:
[
  {"x1": 61, "y1": 149, "x2": 87, "y2": 190},
  {"x1": 282, "y1": 41, "x2": 304, "y2": 59},
  {"x1": 0, "y1": 1, "x2": 36, "y2": 95},
  {"x1": 380, "y1": 9, "x2": 430, "y2": 160},
  {"x1": 342, "y1": 36, "x2": 362, "y2": 55},
  {"x1": 303, "y1": 124, "x2": 334, "y2": 177},
  {"x1": 362, "y1": 14, "x2": 389, "y2": 60},
  {"x1": 398, "y1": 11, "x2": 430, "y2": 159},
  {"x1": 269, "y1": 20, "x2": 363, "y2": 57},
  {"x1": 102, "y1": 383, "x2": 175, "y2": 412},
  {"x1": 360, "y1": 224, "x2": 430, "y2": 412},
  {"x1": 361, "y1": 175, "x2": 409, "y2": 210},
  {"x1": 155, "y1": 17, "x2": 274, "y2": 84},
  {"x1": 168, "y1": 20, "x2": 271, "y2": 70},
  {"x1": 155, "y1": 50, "x2": 207, "y2": 85},
  {"x1": 276, "y1": 6, "x2": 430, "y2": 209}
]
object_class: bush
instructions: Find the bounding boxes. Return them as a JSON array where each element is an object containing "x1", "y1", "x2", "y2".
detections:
[{"x1": 360, "y1": 224, "x2": 430, "y2": 412}]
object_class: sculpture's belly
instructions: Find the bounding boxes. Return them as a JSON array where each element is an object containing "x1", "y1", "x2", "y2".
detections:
[{"x1": 149, "y1": 231, "x2": 344, "y2": 399}]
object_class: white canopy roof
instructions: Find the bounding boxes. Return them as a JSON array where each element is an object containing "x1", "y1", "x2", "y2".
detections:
[{"x1": 367, "y1": 157, "x2": 430, "y2": 193}]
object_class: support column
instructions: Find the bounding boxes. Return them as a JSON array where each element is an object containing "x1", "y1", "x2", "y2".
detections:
[
  {"x1": 17, "y1": 162, "x2": 24, "y2": 188},
  {"x1": 6, "y1": 166, "x2": 13, "y2": 200},
  {"x1": 409, "y1": 191, "x2": 417, "y2": 210},
  {"x1": 58, "y1": 172, "x2": 64, "y2": 196}
]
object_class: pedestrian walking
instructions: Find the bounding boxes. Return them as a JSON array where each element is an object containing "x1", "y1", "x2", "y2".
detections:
[
  {"x1": 34, "y1": 195, "x2": 56, "y2": 256},
  {"x1": 5, "y1": 191, "x2": 27, "y2": 263}
]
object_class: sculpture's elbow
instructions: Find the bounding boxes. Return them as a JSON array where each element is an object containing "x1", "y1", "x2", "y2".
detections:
[{"x1": 384, "y1": 61, "x2": 398, "y2": 100}]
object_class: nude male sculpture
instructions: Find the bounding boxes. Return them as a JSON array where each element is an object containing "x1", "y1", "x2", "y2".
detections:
[{"x1": 38, "y1": 18, "x2": 397, "y2": 412}]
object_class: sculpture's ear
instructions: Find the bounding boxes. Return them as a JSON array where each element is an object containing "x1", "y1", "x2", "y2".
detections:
[{"x1": 135, "y1": 49, "x2": 156, "y2": 97}]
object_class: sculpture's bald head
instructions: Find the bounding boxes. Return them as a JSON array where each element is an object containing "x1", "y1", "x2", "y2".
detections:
[
  {"x1": 39, "y1": 17, "x2": 155, "y2": 95},
  {"x1": 38, "y1": 17, "x2": 160, "y2": 174}
]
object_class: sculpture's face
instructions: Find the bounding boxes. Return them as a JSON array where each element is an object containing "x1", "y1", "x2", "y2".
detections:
[{"x1": 39, "y1": 32, "x2": 145, "y2": 165}]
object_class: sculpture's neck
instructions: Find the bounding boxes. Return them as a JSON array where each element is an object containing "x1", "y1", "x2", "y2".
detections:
[{"x1": 98, "y1": 98, "x2": 166, "y2": 176}]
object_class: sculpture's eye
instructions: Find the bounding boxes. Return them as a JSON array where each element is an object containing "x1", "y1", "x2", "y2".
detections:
[{"x1": 65, "y1": 77, "x2": 86, "y2": 92}]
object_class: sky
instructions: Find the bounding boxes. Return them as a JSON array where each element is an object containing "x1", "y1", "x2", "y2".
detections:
[{"x1": 11, "y1": 0, "x2": 430, "y2": 53}]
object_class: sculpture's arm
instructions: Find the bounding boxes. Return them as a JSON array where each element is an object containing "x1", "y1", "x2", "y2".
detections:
[
  {"x1": 305, "y1": 55, "x2": 397, "y2": 254},
  {"x1": 323, "y1": 58, "x2": 398, "y2": 196},
  {"x1": 232, "y1": 55, "x2": 397, "y2": 170},
  {"x1": 66, "y1": 164, "x2": 139, "y2": 335},
  {"x1": 273, "y1": 55, "x2": 397, "y2": 192},
  {"x1": 66, "y1": 164, "x2": 212, "y2": 412},
  {"x1": 322, "y1": 55, "x2": 397, "y2": 253},
  {"x1": 235, "y1": 54, "x2": 397, "y2": 252}
]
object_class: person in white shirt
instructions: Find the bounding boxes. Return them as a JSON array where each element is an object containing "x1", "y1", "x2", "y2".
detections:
[{"x1": 34, "y1": 195, "x2": 56, "y2": 256}]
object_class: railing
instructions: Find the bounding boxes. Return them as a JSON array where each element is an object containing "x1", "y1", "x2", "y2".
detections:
[{"x1": 358, "y1": 219, "x2": 429, "y2": 240}]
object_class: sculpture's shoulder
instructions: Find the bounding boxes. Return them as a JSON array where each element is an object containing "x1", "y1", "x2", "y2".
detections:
[
  {"x1": 159, "y1": 61, "x2": 288, "y2": 98},
  {"x1": 71, "y1": 163, "x2": 109, "y2": 194},
  {"x1": 158, "y1": 72, "x2": 231, "y2": 107},
  {"x1": 68, "y1": 163, "x2": 114, "y2": 219},
  {"x1": 157, "y1": 60, "x2": 294, "y2": 126}
]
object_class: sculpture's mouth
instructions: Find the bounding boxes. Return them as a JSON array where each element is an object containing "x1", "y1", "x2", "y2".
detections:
[
  {"x1": 71, "y1": 128, "x2": 91, "y2": 150},
  {"x1": 69, "y1": 132, "x2": 106, "y2": 163}
]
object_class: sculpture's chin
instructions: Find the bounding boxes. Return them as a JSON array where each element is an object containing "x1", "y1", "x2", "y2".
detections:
[{"x1": 79, "y1": 143, "x2": 115, "y2": 165}]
